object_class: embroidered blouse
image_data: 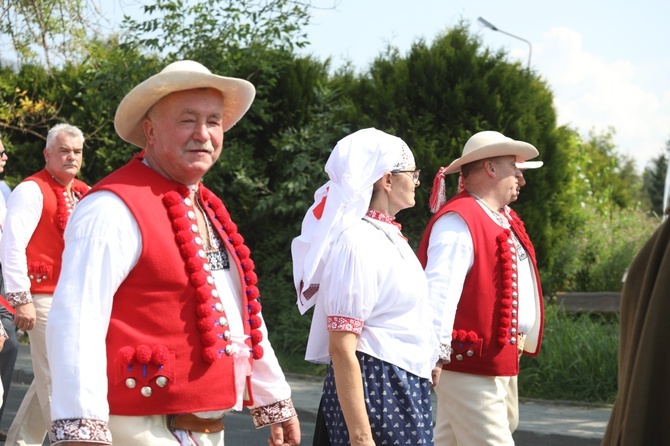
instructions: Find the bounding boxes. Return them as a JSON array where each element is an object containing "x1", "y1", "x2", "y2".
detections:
[{"x1": 305, "y1": 217, "x2": 439, "y2": 379}]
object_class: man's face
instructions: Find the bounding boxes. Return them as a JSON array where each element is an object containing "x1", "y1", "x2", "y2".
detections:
[
  {"x1": 44, "y1": 133, "x2": 83, "y2": 185},
  {"x1": 0, "y1": 140, "x2": 7, "y2": 174},
  {"x1": 142, "y1": 88, "x2": 224, "y2": 186},
  {"x1": 511, "y1": 170, "x2": 527, "y2": 202},
  {"x1": 490, "y1": 155, "x2": 522, "y2": 204}
]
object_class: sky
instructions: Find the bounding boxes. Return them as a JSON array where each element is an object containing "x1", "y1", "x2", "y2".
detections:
[
  {"x1": 296, "y1": 0, "x2": 670, "y2": 172},
  {"x1": 92, "y1": 0, "x2": 670, "y2": 172}
]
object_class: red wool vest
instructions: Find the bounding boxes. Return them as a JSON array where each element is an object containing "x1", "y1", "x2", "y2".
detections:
[
  {"x1": 93, "y1": 156, "x2": 256, "y2": 415},
  {"x1": 24, "y1": 169, "x2": 88, "y2": 295},
  {"x1": 418, "y1": 192, "x2": 544, "y2": 377}
]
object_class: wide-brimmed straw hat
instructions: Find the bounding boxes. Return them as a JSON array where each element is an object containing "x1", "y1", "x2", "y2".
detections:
[
  {"x1": 443, "y1": 131, "x2": 539, "y2": 175},
  {"x1": 114, "y1": 60, "x2": 256, "y2": 148}
]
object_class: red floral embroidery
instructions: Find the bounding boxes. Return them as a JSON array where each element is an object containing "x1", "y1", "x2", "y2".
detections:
[
  {"x1": 162, "y1": 185, "x2": 264, "y2": 364},
  {"x1": 327, "y1": 315, "x2": 364, "y2": 335}
]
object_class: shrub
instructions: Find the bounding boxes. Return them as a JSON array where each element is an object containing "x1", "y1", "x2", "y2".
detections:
[
  {"x1": 519, "y1": 303, "x2": 618, "y2": 403},
  {"x1": 542, "y1": 205, "x2": 659, "y2": 295}
]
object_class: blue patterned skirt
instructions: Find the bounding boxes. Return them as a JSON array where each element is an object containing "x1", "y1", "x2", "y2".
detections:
[{"x1": 320, "y1": 351, "x2": 434, "y2": 445}]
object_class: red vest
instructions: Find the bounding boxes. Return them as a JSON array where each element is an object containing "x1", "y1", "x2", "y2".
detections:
[
  {"x1": 24, "y1": 169, "x2": 88, "y2": 294},
  {"x1": 418, "y1": 192, "x2": 544, "y2": 376},
  {"x1": 93, "y1": 156, "x2": 254, "y2": 415}
]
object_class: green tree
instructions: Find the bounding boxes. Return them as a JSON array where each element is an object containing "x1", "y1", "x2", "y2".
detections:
[
  {"x1": 642, "y1": 144, "x2": 669, "y2": 215},
  {"x1": 0, "y1": 0, "x2": 107, "y2": 72},
  {"x1": 329, "y1": 22, "x2": 571, "y2": 275}
]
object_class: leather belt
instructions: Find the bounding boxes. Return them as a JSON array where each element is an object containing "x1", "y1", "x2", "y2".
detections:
[{"x1": 167, "y1": 413, "x2": 225, "y2": 433}]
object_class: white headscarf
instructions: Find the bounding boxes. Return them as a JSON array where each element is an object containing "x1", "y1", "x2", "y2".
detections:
[{"x1": 291, "y1": 128, "x2": 414, "y2": 314}]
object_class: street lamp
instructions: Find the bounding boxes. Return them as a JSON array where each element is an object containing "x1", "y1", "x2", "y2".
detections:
[{"x1": 478, "y1": 16, "x2": 532, "y2": 70}]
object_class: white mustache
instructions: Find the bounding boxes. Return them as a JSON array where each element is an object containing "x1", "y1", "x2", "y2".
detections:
[{"x1": 185, "y1": 141, "x2": 214, "y2": 153}]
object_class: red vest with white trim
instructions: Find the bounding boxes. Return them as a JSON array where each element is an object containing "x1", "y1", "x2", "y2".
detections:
[
  {"x1": 418, "y1": 192, "x2": 544, "y2": 376},
  {"x1": 24, "y1": 169, "x2": 88, "y2": 295},
  {"x1": 93, "y1": 156, "x2": 254, "y2": 415}
]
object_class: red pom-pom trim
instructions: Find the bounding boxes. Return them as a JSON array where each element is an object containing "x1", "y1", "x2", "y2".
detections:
[
  {"x1": 151, "y1": 345, "x2": 169, "y2": 365},
  {"x1": 135, "y1": 345, "x2": 152, "y2": 364},
  {"x1": 119, "y1": 346, "x2": 135, "y2": 365}
]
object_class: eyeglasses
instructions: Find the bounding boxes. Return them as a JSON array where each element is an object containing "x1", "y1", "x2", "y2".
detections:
[
  {"x1": 0, "y1": 150, "x2": 5, "y2": 157},
  {"x1": 391, "y1": 169, "x2": 421, "y2": 184}
]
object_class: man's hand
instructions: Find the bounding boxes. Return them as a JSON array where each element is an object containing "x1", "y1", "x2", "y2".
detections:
[
  {"x1": 431, "y1": 364, "x2": 443, "y2": 389},
  {"x1": 268, "y1": 416, "x2": 301, "y2": 445},
  {"x1": 14, "y1": 302, "x2": 36, "y2": 331}
]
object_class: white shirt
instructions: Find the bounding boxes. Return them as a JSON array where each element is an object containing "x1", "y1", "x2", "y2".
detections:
[
  {"x1": 424, "y1": 203, "x2": 538, "y2": 357},
  {"x1": 306, "y1": 217, "x2": 439, "y2": 379},
  {"x1": 0, "y1": 180, "x2": 11, "y2": 204},
  {"x1": 47, "y1": 191, "x2": 291, "y2": 424},
  {"x1": 0, "y1": 181, "x2": 43, "y2": 294}
]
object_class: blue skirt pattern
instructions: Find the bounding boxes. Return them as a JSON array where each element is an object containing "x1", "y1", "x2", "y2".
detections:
[{"x1": 321, "y1": 351, "x2": 434, "y2": 445}]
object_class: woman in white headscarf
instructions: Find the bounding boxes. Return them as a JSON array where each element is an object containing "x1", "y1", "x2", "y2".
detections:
[{"x1": 292, "y1": 128, "x2": 440, "y2": 445}]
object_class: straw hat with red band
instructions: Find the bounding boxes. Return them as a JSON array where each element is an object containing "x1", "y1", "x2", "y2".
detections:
[
  {"x1": 429, "y1": 131, "x2": 539, "y2": 213},
  {"x1": 114, "y1": 60, "x2": 256, "y2": 148}
]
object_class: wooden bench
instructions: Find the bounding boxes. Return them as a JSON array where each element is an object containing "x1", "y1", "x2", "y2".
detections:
[{"x1": 553, "y1": 291, "x2": 620, "y2": 313}]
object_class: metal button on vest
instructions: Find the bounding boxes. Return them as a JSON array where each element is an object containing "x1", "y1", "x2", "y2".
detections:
[
  {"x1": 203, "y1": 263, "x2": 211, "y2": 272},
  {"x1": 184, "y1": 198, "x2": 193, "y2": 206},
  {"x1": 194, "y1": 237, "x2": 203, "y2": 246},
  {"x1": 225, "y1": 344, "x2": 233, "y2": 356},
  {"x1": 510, "y1": 328, "x2": 517, "y2": 335},
  {"x1": 211, "y1": 289, "x2": 219, "y2": 298},
  {"x1": 187, "y1": 210, "x2": 196, "y2": 220},
  {"x1": 125, "y1": 378, "x2": 136, "y2": 389},
  {"x1": 219, "y1": 316, "x2": 228, "y2": 327},
  {"x1": 215, "y1": 302, "x2": 224, "y2": 312},
  {"x1": 141, "y1": 386, "x2": 153, "y2": 397},
  {"x1": 207, "y1": 276, "x2": 215, "y2": 285},
  {"x1": 198, "y1": 250, "x2": 207, "y2": 259},
  {"x1": 156, "y1": 376, "x2": 168, "y2": 387},
  {"x1": 190, "y1": 224, "x2": 199, "y2": 233},
  {"x1": 456, "y1": 354, "x2": 463, "y2": 361},
  {"x1": 466, "y1": 350, "x2": 474, "y2": 357},
  {"x1": 510, "y1": 337, "x2": 517, "y2": 345},
  {"x1": 223, "y1": 330, "x2": 232, "y2": 341}
]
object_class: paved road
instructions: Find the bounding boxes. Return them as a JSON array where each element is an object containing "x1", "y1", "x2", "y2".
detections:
[
  {"x1": 0, "y1": 381, "x2": 316, "y2": 445},
  {"x1": 1, "y1": 378, "x2": 601, "y2": 445}
]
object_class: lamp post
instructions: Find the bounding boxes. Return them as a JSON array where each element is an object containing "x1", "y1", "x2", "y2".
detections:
[{"x1": 478, "y1": 16, "x2": 532, "y2": 70}]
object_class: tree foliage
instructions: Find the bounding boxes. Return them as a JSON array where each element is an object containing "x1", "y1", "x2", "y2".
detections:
[
  {"x1": 0, "y1": 0, "x2": 106, "y2": 72},
  {"x1": 642, "y1": 144, "x2": 668, "y2": 216},
  {"x1": 0, "y1": 3, "x2": 665, "y2": 362}
]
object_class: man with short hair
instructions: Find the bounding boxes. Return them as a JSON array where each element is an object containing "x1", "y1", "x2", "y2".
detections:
[
  {"x1": 0, "y1": 123, "x2": 89, "y2": 445},
  {"x1": 419, "y1": 131, "x2": 545, "y2": 445},
  {"x1": 47, "y1": 60, "x2": 300, "y2": 446}
]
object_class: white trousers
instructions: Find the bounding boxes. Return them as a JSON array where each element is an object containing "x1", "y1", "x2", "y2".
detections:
[
  {"x1": 6, "y1": 294, "x2": 51, "y2": 446},
  {"x1": 434, "y1": 370, "x2": 518, "y2": 446},
  {"x1": 109, "y1": 415, "x2": 225, "y2": 446}
]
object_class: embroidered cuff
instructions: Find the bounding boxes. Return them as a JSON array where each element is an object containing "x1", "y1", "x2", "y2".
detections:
[
  {"x1": 326, "y1": 315, "x2": 364, "y2": 335},
  {"x1": 7, "y1": 291, "x2": 32, "y2": 307},
  {"x1": 250, "y1": 398, "x2": 297, "y2": 428},
  {"x1": 51, "y1": 418, "x2": 112, "y2": 445},
  {"x1": 439, "y1": 343, "x2": 452, "y2": 363}
]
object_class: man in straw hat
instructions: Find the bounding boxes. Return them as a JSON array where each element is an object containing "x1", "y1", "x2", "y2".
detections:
[
  {"x1": 46, "y1": 61, "x2": 300, "y2": 446},
  {"x1": 417, "y1": 130, "x2": 545, "y2": 445}
]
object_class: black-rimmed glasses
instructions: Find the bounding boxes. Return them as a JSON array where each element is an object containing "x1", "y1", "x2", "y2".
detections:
[{"x1": 391, "y1": 169, "x2": 421, "y2": 184}]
